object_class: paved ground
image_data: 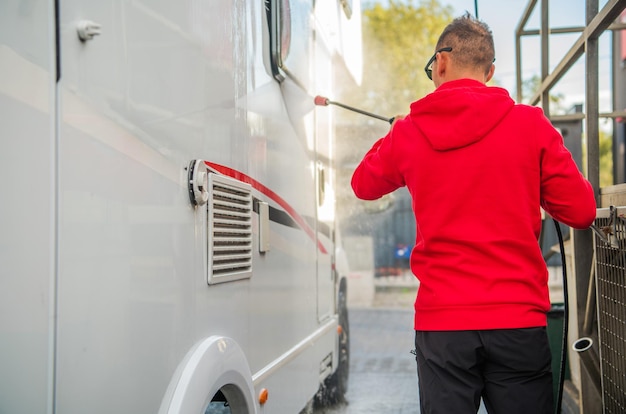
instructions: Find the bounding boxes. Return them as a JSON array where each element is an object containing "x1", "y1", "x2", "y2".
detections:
[
  {"x1": 316, "y1": 306, "x2": 420, "y2": 414},
  {"x1": 313, "y1": 288, "x2": 488, "y2": 414}
]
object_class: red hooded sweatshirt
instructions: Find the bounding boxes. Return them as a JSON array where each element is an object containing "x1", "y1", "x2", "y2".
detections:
[{"x1": 351, "y1": 79, "x2": 596, "y2": 331}]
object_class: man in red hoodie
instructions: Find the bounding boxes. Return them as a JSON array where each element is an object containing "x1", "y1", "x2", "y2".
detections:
[{"x1": 351, "y1": 13, "x2": 596, "y2": 414}]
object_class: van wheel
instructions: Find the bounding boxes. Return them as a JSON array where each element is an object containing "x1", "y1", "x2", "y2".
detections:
[
  {"x1": 205, "y1": 385, "x2": 248, "y2": 414},
  {"x1": 205, "y1": 390, "x2": 231, "y2": 413}
]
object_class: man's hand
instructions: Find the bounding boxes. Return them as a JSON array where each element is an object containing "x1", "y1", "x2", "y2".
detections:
[{"x1": 391, "y1": 114, "x2": 406, "y2": 127}]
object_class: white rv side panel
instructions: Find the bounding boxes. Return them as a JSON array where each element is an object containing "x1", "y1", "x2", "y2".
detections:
[
  {"x1": 0, "y1": 1, "x2": 57, "y2": 413},
  {"x1": 55, "y1": 1, "x2": 253, "y2": 412},
  {"x1": 1, "y1": 0, "x2": 360, "y2": 411}
]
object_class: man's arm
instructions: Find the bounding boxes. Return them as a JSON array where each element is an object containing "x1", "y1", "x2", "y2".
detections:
[
  {"x1": 351, "y1": 130, "x2": 405, "y2": 200},
  {"x1": 539, "y1": 116, "x2": 596, "y2": 230}
]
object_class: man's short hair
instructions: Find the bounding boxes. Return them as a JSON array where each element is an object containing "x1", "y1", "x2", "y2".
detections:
[{"x1": 436, "y1": 12, "x2": 495, "y2": 76}]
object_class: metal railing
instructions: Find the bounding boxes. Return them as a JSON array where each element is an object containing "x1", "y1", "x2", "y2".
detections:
[{"x1": 515, "y1": 0, "x2": 626, "y2": 196}]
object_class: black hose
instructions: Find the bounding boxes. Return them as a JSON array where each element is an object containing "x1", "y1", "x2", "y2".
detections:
[{"x1": 553, "y1": 219, "x2": 567, "y2": 414}]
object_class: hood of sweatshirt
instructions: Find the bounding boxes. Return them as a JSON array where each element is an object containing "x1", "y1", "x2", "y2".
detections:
[{"x1": 409, "y1": 79, "x2": 515, "y2": 151}]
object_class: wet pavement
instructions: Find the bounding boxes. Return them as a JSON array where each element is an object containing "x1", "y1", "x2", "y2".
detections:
[
  {"x1": 313, "y1": 288, "x2": 488, "y2": 414},
  {"x1": 315, "y1": 306, "x2": 420, "y2": 414}
]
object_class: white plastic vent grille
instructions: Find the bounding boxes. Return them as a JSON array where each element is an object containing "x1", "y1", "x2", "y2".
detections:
[{"x1": 207, "y1": 173, "x2": 253, "y2": 284}]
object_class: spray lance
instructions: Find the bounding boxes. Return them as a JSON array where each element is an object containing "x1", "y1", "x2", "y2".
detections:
[{"x1": 314, "y1": 95, "x2": 395, "y2": 125}]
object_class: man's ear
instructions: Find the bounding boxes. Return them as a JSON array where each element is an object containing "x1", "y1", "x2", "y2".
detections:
[
  {"x1": 485, "y1": 64, "x2": 495, "y2": 83},
  {"x1": 435, "y1": 52, "x2": 448, "y2": 78}
]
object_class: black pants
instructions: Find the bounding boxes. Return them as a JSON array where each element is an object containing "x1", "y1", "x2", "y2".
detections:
[{"x1": 414, "y1": 328, "x2": 553, "y2": 414}]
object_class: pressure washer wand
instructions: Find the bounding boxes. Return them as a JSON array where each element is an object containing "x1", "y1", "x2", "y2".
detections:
[{"x1": 314, "y1": 95, "x2": 394, "y2": 125}]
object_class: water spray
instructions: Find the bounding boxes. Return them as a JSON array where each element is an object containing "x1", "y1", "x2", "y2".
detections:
[{"x1": 314, "y1": 95, "x2": 394, "y2": 124}]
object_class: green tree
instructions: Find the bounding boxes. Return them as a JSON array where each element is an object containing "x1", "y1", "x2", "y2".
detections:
[
  {"x1": 599, "y1": 128, "x2": 613, "y2": 187},
  {"x1": 357, "y1": 0, "x2": 453, "y2": 116}
]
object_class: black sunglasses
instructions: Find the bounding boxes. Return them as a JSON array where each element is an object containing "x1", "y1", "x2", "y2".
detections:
[{"x1": 424, "y1": 47, "x2": 453, "y2": 80}]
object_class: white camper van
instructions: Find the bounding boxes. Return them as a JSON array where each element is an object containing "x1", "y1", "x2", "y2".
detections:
[{"x1": 0, "y1": 0, "x2": 361, "y2": 412}]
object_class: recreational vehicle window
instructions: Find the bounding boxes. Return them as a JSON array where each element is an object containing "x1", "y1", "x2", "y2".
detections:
[{"x1": 268, "y1": 0, "x2": 313, "y2": 88}]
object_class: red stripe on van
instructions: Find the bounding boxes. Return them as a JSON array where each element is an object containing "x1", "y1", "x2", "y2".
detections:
[{"x1": 205, "y1": 161, "x2": 328, "y2": 254}]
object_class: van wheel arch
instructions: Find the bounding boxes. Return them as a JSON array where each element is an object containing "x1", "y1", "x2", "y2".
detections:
[{"x1": 159, "y1": 336, "x2": 256, "y2": 414}]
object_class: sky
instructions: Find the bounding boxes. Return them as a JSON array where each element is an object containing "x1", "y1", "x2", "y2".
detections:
[{"x1": 372, "y1": 0, "x2": 614, "y2": 112}]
